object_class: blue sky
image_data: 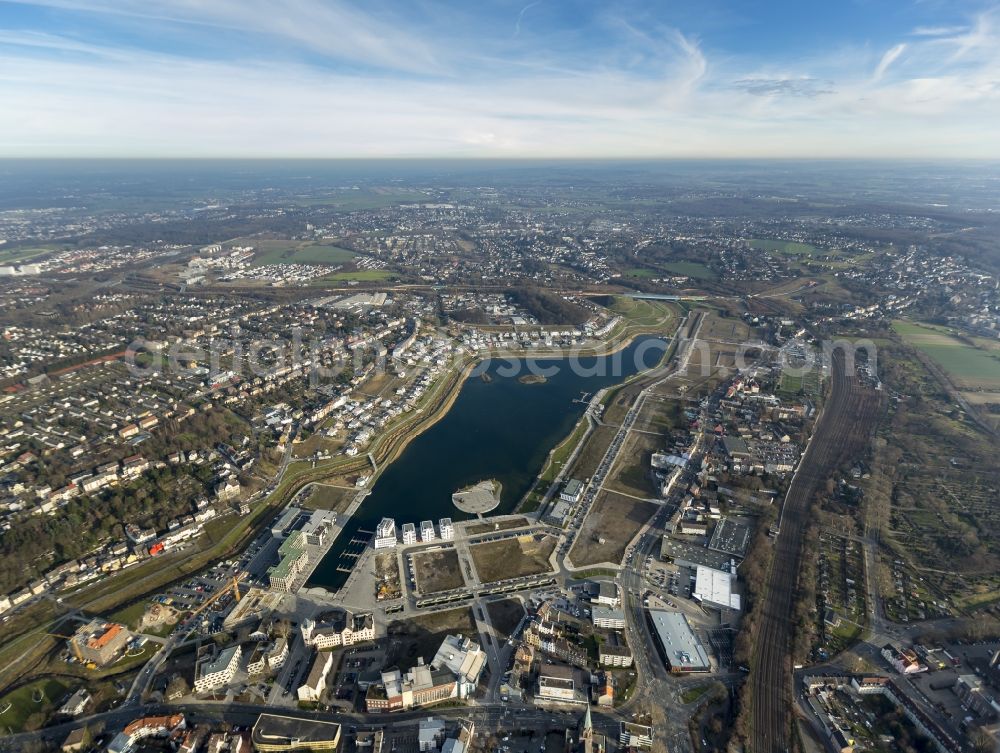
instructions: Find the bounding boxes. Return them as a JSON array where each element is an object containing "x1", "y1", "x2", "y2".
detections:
[{"x1": 0, "y1": 0, "x2": 998, "y2": 157}]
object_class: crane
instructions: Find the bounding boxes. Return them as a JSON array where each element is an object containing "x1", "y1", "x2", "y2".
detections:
[{"x1": 187, "y1": 574, "x2": 243, "y2": 623}]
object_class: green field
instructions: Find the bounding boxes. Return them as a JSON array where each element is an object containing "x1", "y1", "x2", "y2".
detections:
[
  {"x1": 623, "y1": 267, "x2": 657, "y2": 278},
  {"x1": 322, "y1": 270, "x2": 394, "y2": 281},
  {"x1": 749, "y1": 238, "x2": 818, "y2": 256},
  {"x1": 0, "y1": 246, "x2": 54, "y2": 265},
  {"x1": 251, "y1": 242, "x2": 356, "y2": 266},
  {"x1": 662, "y1": 261, "x2": 717, "y2": 280},
  {"x1": 894, "y1": 320, "x2": 1000, "y2": 389},
  {"x1": 0, "y1": 677, "x2": 71, "y2": 733}
]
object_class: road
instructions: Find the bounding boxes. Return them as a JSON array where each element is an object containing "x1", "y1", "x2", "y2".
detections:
[
  {"x1": 749, "y1": 350, "x2": 882, "y2": 753},
  {"x1": 0, "y1": 699, "x2": 622, "y2": 752}
]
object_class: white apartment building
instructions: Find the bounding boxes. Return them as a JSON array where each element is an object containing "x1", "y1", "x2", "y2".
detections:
[
  {"x1": 439, "y1": 518, "x2": 454, "y2": 541},
  {"x1": 374, "y1": 517, "x2": 398, "y2": 549},
  {"x1": 402, "y1": 523, "x2": 417, "y2": 546},
  {"x1": 301, "y1": 613, "x2": 376, "y2": 649},
  {"x1": 194, "y1": 645, "x2": 242, "y2": 694},
  {"x1": 420, "y1": 520, "x2": 436, "y2": 542}
]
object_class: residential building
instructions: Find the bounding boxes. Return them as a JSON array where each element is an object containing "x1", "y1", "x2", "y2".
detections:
[
  {"x1": 194, "y1": 645, "x2": 241, "y2": 693},
  {"x1": 591, "y1": 606, "x2": 626, "y2": 630},
  {"x1": 268, "y1": 531, "x2": 308, "y2": 592},
  {"x1": 560, "y1": 479, "x2": 584, "y2": 504},
  {"x1": 107, "y1": 714, "x2": 186, "y2": 753},
  {"x1": 420, "y1": 520, "x2": 436, "y2": 542},
  {"x1": 373, "y1": 517, "x2": 397, "y2": 549},
  {"x1": 881, "y1": 644, "x2": 925, "y2": 675},
  {"x1": 598, "y1": 633, "x2": 633, "y2": 668},
  {"x1": 619, "y1": 723, "x2": 653, "y2": 750},
  {"x1": 298, "y1": 650, "x2": 334, "y2": 703},
  {"x1": 594, "y1": 581, "x2": 620, "y2": 607},
  {"x1": 537, "y1": 664, "x2": 583, "y2": 704},
  {"x1": 301, "y1": 612, "x2": 375, "y2": 649},
  {"x1": 58, "y1": 688, "x2": 91, "y2": 717},
  {"x1": 439, "y1": 518, "x2": 454, "y2": 541},
  {"x1": 365, "y1": 634, "x2": 485, "y2": 712},
  {"x1": 418, "y1": 718, "x2": 446, "y2": 751},
  {"x1": 402, "y1": 523, "x2": 417, "y2": 546}
]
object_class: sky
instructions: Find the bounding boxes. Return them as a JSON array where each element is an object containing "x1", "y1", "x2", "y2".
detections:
[{"x1": 0, "y1": 0, "x2": 999, "y2": 158}]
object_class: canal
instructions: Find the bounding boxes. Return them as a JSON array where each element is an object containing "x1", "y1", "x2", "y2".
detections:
[{"x1": 307, "y1": 334, "x2": 669, "y2": 590}]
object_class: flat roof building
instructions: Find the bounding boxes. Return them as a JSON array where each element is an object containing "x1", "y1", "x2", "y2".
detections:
[
  {"x1": 374, "y1": 517, "x2": 397, "y2": 549},
  {"x1": 439, "y1": 518, "x2": 454, "y2": 541},
  {"x1": 647, "y1": 610, "x2": 711, "y2": 673},
  {"x1": 420, "y1": 520, "x2": 436, "y2": 542},
  {"x1": 660, "y1": 536, "x2": 734, "y2": 571},
  {"x1": 402, "y1": 523, "x2": 417, "y2": 546},
  {"x1": 194, "y1": 644, "x2": 241, "y2": 694},
  {"x1": 707, "y1": 517, "x2": 751, "y2": 559},
  {"x1": 693, "y1": 566, "x2": 741, "y2": 611},
  {"x1": 560, "y1": 479, "x2": 584, "y2": 504},
  {"x1": 251, "y1": 714, "x2": 341, "y2": 752}
]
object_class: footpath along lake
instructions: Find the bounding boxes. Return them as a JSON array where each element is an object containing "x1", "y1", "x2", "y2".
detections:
[{"x1": 307, "y1": 334, "x2": 669, "y2": 590}]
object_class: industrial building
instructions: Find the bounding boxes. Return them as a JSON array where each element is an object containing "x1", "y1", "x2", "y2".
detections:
[
  {"x1": 692, "y1": 566, "x2": 741, "y2": 611},
  {"x1": 646, "y1": 610, "x2": 711, "y2": 673}
]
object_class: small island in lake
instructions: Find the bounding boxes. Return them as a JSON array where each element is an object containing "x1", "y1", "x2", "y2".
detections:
[{"x1": 518, "y1": 374, "x2": 547, "y2": 384}]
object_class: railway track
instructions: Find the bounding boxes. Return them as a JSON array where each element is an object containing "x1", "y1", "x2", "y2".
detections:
[{"x1": 750, "y1": 349, "x2": 883, "y2": 752}]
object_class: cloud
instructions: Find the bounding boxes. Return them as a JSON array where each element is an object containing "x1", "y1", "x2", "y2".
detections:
[
  {"x1": 1, "y1": 3, "x2": 999, "y2": 157},
  {"x1": 513, "y1": 1, "x2": 542, "y2": 38},
  {"x1": 731, "y1": 77, "x2": 834, "y2": 98},
  {"x1": 873, "y1": 43, "x2": 906, "y2": 81},
  {"x1": 911, "y1": 25, "x2": 968, "y2": 37},
  {"x1": 3, "y1": 0, "x2": 445, "y2": 74}
]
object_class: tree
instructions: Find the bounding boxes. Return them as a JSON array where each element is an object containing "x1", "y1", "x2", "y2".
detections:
[{"x1": 969, "y1": 728, "x2": 995, "y2": 753}]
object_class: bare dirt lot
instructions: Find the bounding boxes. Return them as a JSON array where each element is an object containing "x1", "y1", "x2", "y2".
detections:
[
  {"x1": 470, "y1": 534, "x2": 557, "y2": 583},
  {"x1": 412, "y1": 548, "x2": 465, "y2": 594},
  {"x1": 569, "y1": 490, "x2": 658, "y2": 567},
  {"x1": 387, "y1": 607, "x2": 476, "y2": 671},
  {"x1": 605, "y1": 431, "x2": 659, "y2": 498},
  {"x1": 374, "y1": 551, "x2": 401, "y2": 601},
  {"x1": 572, "y1": 424, "x2": 619, "y2": 479},
  {"x1": 466, "y1": 516, "x2": 529, "y2": 536},
  {"x1": 301, "y1": 483, "x2": 355, "y2": 513},
  {"x1": 486, "y1": 598, "x2": 526, "y2": 638}
]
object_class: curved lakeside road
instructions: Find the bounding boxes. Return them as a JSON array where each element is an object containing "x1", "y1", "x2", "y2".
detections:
[{"x1": 749, "y1": 350, "x2": 882, "y2": 753}]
